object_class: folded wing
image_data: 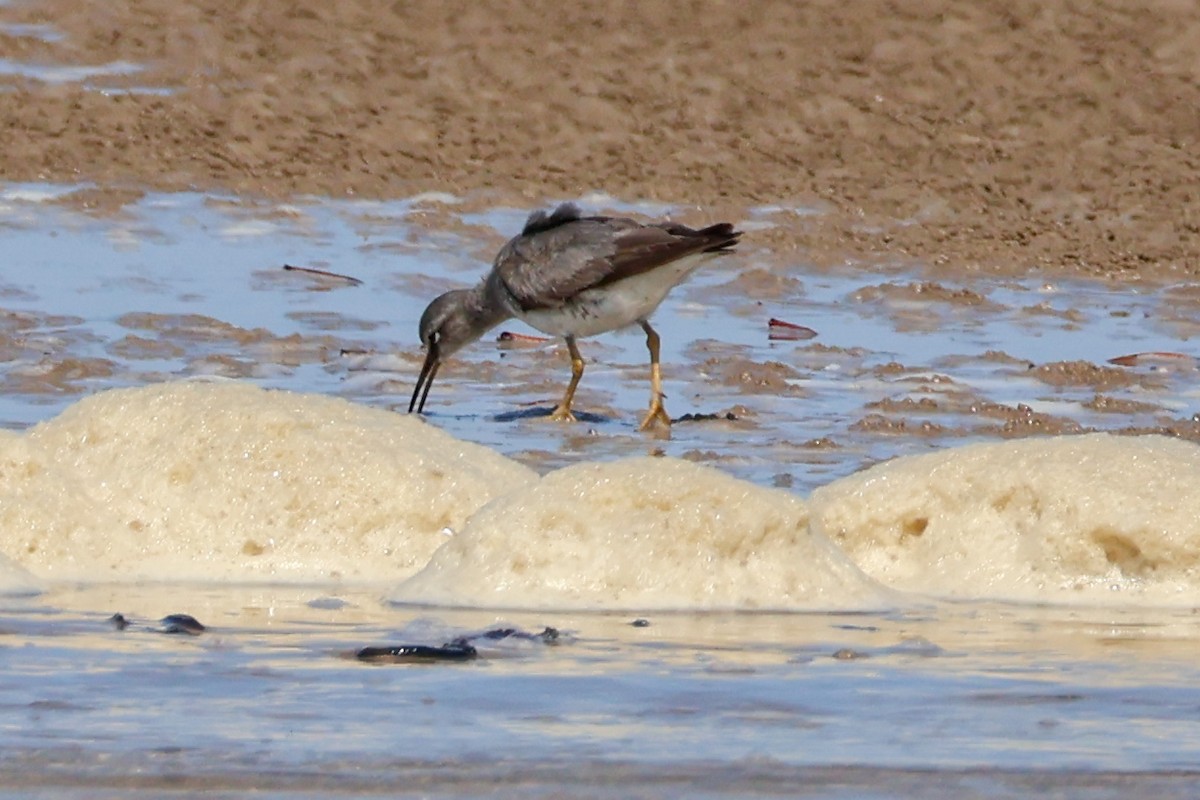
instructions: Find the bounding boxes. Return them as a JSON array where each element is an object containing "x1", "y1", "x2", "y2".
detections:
[{"x1": 494, "y1": 203, "x2": 741, "y2": 313}]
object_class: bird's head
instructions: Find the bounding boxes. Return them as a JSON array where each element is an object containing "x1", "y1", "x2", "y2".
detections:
[{"x1": 408, "y1": 289, "x2": 486, "y2": 414}]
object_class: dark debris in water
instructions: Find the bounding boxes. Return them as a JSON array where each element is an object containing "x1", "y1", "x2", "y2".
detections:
[
  {"x1": 767, "y1": 317, "x2": 819, "y2": 341},
  {"x1": 832, "y1": 648, "x2": 869, "y2": 660},
  {"x1": 1108, "y1": 351, "x2": 1199, "y2": 372},
  {"x1": 355, "y1": 626, "x2": 561, "y2": 665},
  {"x1": 673, "y1": 411, "x2": 738, "y2": 423},
  {"x1": 476, "y1": 626, "x2": 560, "y2": 644},
  {"x1": 108, "y1": 612, "x2": 206, "y2": 635},
  {"x1": 281, "y1": 263, "x2": 363, "y2": 287},
  {"x1": 356, "y1": 643, "x2": 478, "y2": 663},
  {"x1": 159, "y1": 614, "x2": 206, "y2": 635},
  {"x1": 496, "y1": 330, "x2": 551, "y2": 348}
]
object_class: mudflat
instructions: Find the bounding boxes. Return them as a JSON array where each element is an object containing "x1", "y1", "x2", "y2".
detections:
[{"x1": 0, "y1": 0, "x2": 1196, "y2": 279}]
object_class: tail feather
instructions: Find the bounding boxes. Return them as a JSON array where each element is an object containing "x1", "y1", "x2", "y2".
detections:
[{"x1": 522, "y1": 203, "x2": 583, "y2": 236}]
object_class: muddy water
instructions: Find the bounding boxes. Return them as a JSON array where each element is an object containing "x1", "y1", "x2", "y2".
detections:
[
  {"x1": 3, "y1": 185, "x2": 1196, "y2": 490},
  {"x1": 3, "y1": 185, "x2": 1200, "y2": 797}
]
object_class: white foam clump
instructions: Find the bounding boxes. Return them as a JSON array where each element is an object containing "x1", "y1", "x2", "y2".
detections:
[
  {"x1": 809, "y1": 433, "x2": 1200, "y2": 605},
  {"x1": 391, "y1": 456, "x2": 889, "y2": 611},
  {"x1": 0, "y1": 520, "x2": 40, "y2": 595},
  {"x1": 0, "y1": 381, "x2": 535, "y2": 584}
]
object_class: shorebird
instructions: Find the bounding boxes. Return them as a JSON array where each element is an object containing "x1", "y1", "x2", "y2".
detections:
[{"x1": 408, "y1": 203, "x2": 742, "y2": 430}]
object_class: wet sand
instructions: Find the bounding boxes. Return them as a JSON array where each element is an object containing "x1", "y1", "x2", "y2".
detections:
[{"x1": 1, "y1": 0, "x2": 1198, "y2": 280}]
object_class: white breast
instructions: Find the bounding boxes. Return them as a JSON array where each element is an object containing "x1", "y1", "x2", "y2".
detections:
[{"x1": 517, "y1": 252, "x2": 709, "y2": 339}]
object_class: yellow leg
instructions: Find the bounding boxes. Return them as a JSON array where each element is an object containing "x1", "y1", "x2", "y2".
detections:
[
  {"x1": 549, "y1": 337, "x2": 583, "y2": 422},
  {"x1": 638, "y1": 322, "x2": 671, "y2": 431}
]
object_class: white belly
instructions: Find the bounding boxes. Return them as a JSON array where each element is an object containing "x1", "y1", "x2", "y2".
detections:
[{"x1": 517, "y1": 253, "x2": 707, "y2": 339}]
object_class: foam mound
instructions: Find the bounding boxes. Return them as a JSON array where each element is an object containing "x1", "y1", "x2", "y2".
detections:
[
  {"x1": 0, "y1": 547, "x2": 40, "y2": 596},
  {"x1": 390, "y1": 455, "x2": 889, "y2": 611},
  {"x1": 809, "y1": 433, "x2": 1200, "y2": 605},
  {"x1": 0, "y1": 380, "x2": 535, "y2": 585}
]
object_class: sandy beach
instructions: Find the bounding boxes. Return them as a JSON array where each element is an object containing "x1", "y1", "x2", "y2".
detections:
[{"x1": 1, "y1": 0, "x2": 1197, "y2": 279}]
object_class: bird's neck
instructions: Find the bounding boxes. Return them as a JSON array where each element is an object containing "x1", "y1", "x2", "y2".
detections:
[{"x1": 463, "y1": 280, "x2": 511, "y2": 331}]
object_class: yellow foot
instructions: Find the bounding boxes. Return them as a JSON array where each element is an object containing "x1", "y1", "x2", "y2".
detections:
[
  {"x1": 638, "y1": 402, "x2": 672, "y2": 432},
  {"x1": 547, "y1": 405, "x2": 578, "y2": 423}
]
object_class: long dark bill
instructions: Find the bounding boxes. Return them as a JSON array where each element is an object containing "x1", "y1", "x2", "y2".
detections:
[{"x1": 408, "y1": 346, "x2": 440, "y2": 414}]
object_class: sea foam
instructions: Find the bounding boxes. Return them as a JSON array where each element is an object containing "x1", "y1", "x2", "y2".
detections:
[
  {"x1": 809, "y1": 433, "x2": 1200, "y2": 605},
  {"x1": 4, "y1": 383, "x2": 1199, "y2": 610},
  {"x1": 390, "y1": 456, "x2": 891, "y2": 611},
  {"x1": 0, "y1": 380, "x2": 534, "y2": 586}
]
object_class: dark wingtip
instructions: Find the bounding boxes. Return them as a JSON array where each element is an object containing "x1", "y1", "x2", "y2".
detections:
[
  {"x1": 522, "y1": 202, "x2": 583, "y2": 236},
  {"x1": 698, "y1": 222, "x2": 743, "y2": 253}
]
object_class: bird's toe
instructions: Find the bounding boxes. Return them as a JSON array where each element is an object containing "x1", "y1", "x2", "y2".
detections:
[{"x1": 638, "y1": 405, "x2": 672, "y2": 432}]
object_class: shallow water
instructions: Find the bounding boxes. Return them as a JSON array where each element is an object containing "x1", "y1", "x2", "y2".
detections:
[
  {"x1": 5, "y1": 585, "x2": 1200, "y2": 798},
  {"x1": 3, "y1": 184, "x2": 1200, "y2": 796},
  {"x1": 2, "y1": 185, "x2": 1195, "y2": 489}
]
